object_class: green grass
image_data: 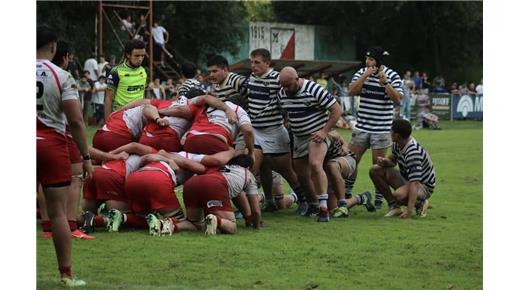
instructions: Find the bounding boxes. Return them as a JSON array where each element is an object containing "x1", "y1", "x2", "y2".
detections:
[{"x1": 37, "y1": 121, "x2": 483, "y2": 289}]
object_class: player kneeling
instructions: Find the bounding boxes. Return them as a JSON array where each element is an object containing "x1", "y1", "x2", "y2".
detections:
[{"x1": 183, "y1": 155, "x2": 262, "y2": 235}]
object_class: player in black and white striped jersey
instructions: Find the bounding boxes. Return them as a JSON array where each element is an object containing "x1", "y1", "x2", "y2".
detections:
[
  {"x1": 245, "y1": 49, "x2": 306, "y2": 213},
  {"x1": 206, "y1": 55, "x2": 248, "y2": 109},
  {"x1": 346, "y1": 46, "x2": 403, "y2": 210},
  {"x1": 278, "y1": 66, "x2": 342, "y2": 222},
  {"x1": 178, "y1": 61, "x2": 203, "y2": 97},
  {"x1": 370, "y1": 119, "x2": 435, "y2": 218}
]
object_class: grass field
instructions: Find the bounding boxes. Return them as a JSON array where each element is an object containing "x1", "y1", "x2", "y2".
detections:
[{"x1": 36, "y1": 121, "x2": 483, "y2": 290}]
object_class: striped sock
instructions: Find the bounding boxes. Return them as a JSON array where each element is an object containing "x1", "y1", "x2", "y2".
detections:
[
  {"x1": 375, "y1": 189, "x2": 383, "y2": 203},
  {"x1": 338, "y1": 199, "x2": 347, "y2": 207},
  {"x1": 344, "y1": 176, "x2": 355, "y2": 199}
]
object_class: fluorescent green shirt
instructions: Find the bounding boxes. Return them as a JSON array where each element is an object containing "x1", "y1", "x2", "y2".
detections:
[{"x1": 106, "y1": 62, "x2": 147, "y2": 110}]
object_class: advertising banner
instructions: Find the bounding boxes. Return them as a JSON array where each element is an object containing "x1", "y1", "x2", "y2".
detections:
[
  {"x1": 430, "y1": 93, "x2": 452, "y2": 120},
  {"x1": 451, "y1": 94, "x2": 483, "y2": 120}
]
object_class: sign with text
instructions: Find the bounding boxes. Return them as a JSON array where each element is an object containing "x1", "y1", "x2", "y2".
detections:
[
  {"x1": 451, "y1": 94, "x2": 483, "y2": 120},
  {"x1": 249, "y1": 22, "x2": 314, "y2": 60},
  {"x1": 430, "y1": 93, "x2": 452, "y2": 120}
]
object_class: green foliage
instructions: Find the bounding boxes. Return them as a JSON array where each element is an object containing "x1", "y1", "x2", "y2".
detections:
[
  {"x1": 38, "y1": 121, "x2": 483, "y2": 290},
  {"x1": 36, "y1": 1, "x2": 97, "y2": 61},
  {"x1": 272, "y1": 1, "x2": 483, "y2": 84},
  {"x1": 243, "y1": 1, "x2": 275, "y2": 22},
  {"x1": 154, "y1": 1, "x2": 248, "y2": 64}
]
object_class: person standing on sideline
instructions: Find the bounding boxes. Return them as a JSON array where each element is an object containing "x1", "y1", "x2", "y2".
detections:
[
  {"x1": 346, "y1": 46, "x2": 403, "y2": 210},
  {"x1": 151, "y1": 21, "x2": 171, "y2": 67},
  {"x1": 83, "y1": 51, "x2": 99, "y2": 82},
  {"x1": 277, "y1": 66, "x2": 342, "y2": 222},
  {"x1": 369, "y1": 119, "x2": 435, "y2": 218},
  {"x1": 104, "y1": 39, "x2": 147, "y2": 120},
  {"x1": 37, "y1": 25, "x2": 93, "y2": 287}
]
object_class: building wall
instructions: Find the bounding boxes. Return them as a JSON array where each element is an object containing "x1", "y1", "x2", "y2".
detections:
[{"x1": 224, "y1": 21, "x2": 357, "y2": 68}]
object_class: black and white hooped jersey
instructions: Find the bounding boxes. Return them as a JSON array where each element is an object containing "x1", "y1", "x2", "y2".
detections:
[
  {"x1": 392, "y1": 138, "x2": 436, "y2": 191},
  {"x1": 178, "y1": 78, "x2": 203, "y2": 97},
  {"x1": 351, "y1": 66, "x2": 403, "y2": 133},
  {"x1": 214, "y1": 72, "x2": 248, "y2": 109},
  {"x1": 245, "y1": 69, "x2": 284, "y2": 129},
  {"x1": 277, "y1": 79, "x2": 337, "y2": 138}
]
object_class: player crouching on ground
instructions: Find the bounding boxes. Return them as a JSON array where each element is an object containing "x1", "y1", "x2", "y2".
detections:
[
  {"x1": 324, "y1": 130, "x2": 377, "y2": 218},
  {"x1": 182, "y1": 154, "x2": 262, "y2": 235},
  {"x1": 369, "y1": 119, "x2": 435, "y2": 218}
]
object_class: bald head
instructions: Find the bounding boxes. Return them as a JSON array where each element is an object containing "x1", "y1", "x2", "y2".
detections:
[
  {"x1": 279, "y1": 66, "x2": 298, "y2": 82},
  {"x1": 279, "y1": 66, "x2": 300, "y2": 93}
]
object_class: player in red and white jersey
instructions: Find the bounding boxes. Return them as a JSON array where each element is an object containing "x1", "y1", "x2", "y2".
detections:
[
  {"x1": 138, "y1": 100, "x2": 192, "y2": 152},
  {"x1": 36, "y1": 26, "x2": 92, "y2": 287},
  {"x1": 159, "y1": 94, "x2": 254, "y2": 160},
  {"x1": 123, "y1": 153, "x2": 206, "y2": 235},
  {"x1": 182, "y1": 154, "x2": 262, "y2": 235},
  {"x1": 110, "y1": 142, "x2": 236, "y2": 186}
]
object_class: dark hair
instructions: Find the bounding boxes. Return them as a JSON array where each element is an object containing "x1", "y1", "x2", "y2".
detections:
[
  {"x1": 206, "y1": 55, "x2": 228, "y2": 69},
  {"x1": 250, "y1": 48, "x2": 271, "y2": 63},
  {"x1": 51, "y1": 40, "x2": 70, "y2": 67},
  {"x1": 37, "y1": 25, "x2": 57, "y2": 50},
  {"x1": 366, "y1": 46, "x2": 389, "y2": 67},
  {"x1": 124, "y1": 39, "x2": 146, "y2": 56},
  {"x1": 181, "y1": 61, "x2": 198, "y2": 78},
  {"x1": 391, "y1": 119, "x2": 412, "y2": 139},
  {"x1": 185, "y1": 88, "x2": 205, "y2": 99},
  {"x1": 227, "y1": 154, "x2": 253, "y2": 168}
]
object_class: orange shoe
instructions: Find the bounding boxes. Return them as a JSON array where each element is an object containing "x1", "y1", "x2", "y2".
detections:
[
  {"x1": 71, "y1": 229, "x2": 96, "y2": 240},
  {"x1": 41, "y1": 231, "x2": 52, "y2": 239}
]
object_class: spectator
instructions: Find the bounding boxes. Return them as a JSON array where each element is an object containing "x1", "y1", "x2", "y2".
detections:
[
  {"x1": 92, "y1": 75, "x2": 107, "y2": 126},
  {"x1": 152, "y1": 21, "x2": 171, "y2": 67},
  {"x1": 98, "y1": 55, "x2": 109, "y2": 77},
  {"x1": 468, "y1": 82, "x2": 477, "y2": 96},
  {"x1": 121, "y1": 15, "x2": 135, "y2": 35},
  {"x1": 459, "y1": 83, "x2": 468, "y2": 96},
  {"x1": 400, "y1": 79, "x2": 413, "y2": 120},
  {"x1": 148, "y1": 78, "x2": 165, "y2": 99},
  {"x1": 76, "y1": 72, "x2": 92, "y2": 121},
  {"x1": 164, "y1": 78, "x2": 176, "y2": 99},
  {"x1": 84, "y1": 51, "x2": 99, "y2": 82},
  {"x1": 431, "y1": 75, "x2": 446, "y2": 92},
  {"x1": 450, "y1": 82, "x2": 460, "y2": 96},
  {"x1": 67, "y1": 52, "x2": 81, "y2": 80},
  {"x1": 476, "y1": 78, "x2": 483, "y2": 95},
  {"x1": 135, "y1": 14, "x2": 149, "y2": 42},
  {"x1": 412, "y1": 71, "x2": 422, "y2": 91},
  {"x1": 415, "y1": 89, "x2": 441, "y2": 130},
  {"x1": 421, "y1": 72, "x2": 431, "y2": 94}
]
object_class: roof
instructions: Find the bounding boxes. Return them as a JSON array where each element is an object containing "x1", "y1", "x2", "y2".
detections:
[{"x1": 229, "y1": 59, "x2": 362, "y2": 77}]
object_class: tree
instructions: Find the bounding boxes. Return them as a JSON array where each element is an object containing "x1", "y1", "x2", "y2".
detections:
[
  {"x1": 153, "y1": 1, "x2": 247, "y2": 65},
  {"x1": 272, "y1": 1, "x2": 483, "y2": 84}
]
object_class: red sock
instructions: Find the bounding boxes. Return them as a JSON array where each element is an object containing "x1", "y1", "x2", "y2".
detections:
[
  {"x1": 167, "y1": 217, "x2": 180, "y2": 233},
  {"x1": 124, "y1": 213, "x2": 147, "y2": 228},
  {"x1": 216, "y1": 215, "x2": 222, "y2": 227},
  {"x1": 59, "y1": 266, "x2": 72, "y2": 278},
  {"x1": 68, "y1": 220, "x2": 78, "y2": 231},
  {"x1": 94, "y1": 215, "x2": 106, "y2": 227},
  {"x1": 41, "y1": 220, "x2": 51, "y2": 232}
]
